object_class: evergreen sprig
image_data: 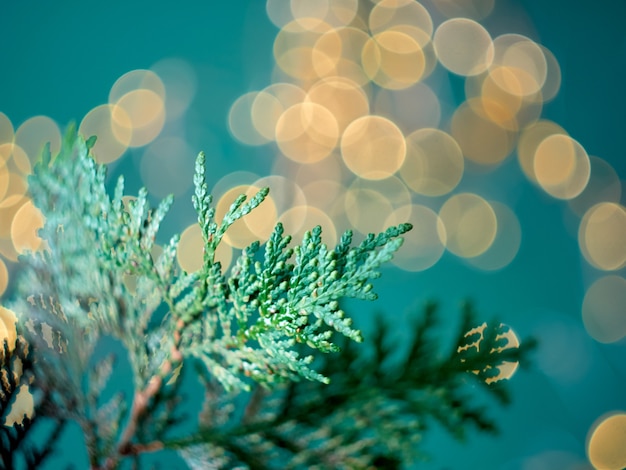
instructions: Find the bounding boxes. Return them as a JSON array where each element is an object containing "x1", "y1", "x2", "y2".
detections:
[
  {"x1": 5, "y1": 127, "x2": 411, "y2": 468},
  {"x1": 171, "y1": 302, "x2": 535, "y2": 469}
]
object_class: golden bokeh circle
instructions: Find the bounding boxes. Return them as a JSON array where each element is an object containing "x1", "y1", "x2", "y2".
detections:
[
  {"x1": 401, "y1": 128, "x2": 464, "y2": 196},
  {"x1": 439, "y1": 193, "x2": 497, "y2": 258},
  {"x1": 111, "y1": 89, "x2": 165, "y2": 148},
  {"x1": 0, "y1": 112, "x2": 14, "y2": 146},
  {"x1": 587, "y1": 412, "x2": 626, "y2": 470},
  {"x1": 579, "y1": 202, "x2": 626, "y2": 271},
  {"x1": 230, "y1": 91, "x2": 274, "y2": 146},
  {"x1": 79, "y1": 104, "x2": 132, "y2": 164},
  {"x1": 369, "y1": 0, "x2": 433, "y2": 43},
  {"x1": 11, "y1": 200, "x2": 45, "y2": 254},
  {"x1": 433, "y1": 18, "x2": 494, "y2": 76},
  {"x1": 533, "y1": 134, "x2": 590, "y2": 200},
  {"x1": 275, "y1": 102, "x2": 339, "y2": 163},
  {"x1": 306, "y1": 76, "x2": 369, "y2": 134},
  {"x1": 216, "y1": 185, "x2": 278, "y2": 249},
  {"x1": 177, "y1": 223, "x2": 233, "y2": 274},
  {"x1": 491, "y1": 34, "x2": 548, "y2": 98},
  {"x1": 0, "y1": 259, "x2": 8, "y2": 297},
  {"x1": 340, "y1": 115, "x2": 406, "y2": 180},
  {"x1": 517, "y1": 120, "x2": 567, "y2": 183},
  {"x1": 362, "y1": 30, "x2": 426, "y2": 90}
]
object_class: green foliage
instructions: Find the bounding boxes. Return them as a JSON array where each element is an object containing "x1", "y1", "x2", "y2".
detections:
[
  {"x1": 5, "y1": 127, "x2": 416, "y2": 468},
  {"x1": 170, "y1": 302, "x2": 535, "y2": 469},
  {"x1": 0, "y1": 337, "x2": 65, "y2": 469}
]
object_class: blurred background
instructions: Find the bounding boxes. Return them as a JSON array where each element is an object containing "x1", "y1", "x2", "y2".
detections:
[{"x1": 1, "y1": 0, "x2": 625, "y2": 468}]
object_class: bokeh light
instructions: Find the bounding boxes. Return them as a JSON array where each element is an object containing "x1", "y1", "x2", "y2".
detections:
[
  {"x1": 79, "y1": 104, "x2": 132, "y2": 164},
  {"x1": 578, "y1": 202, "x2": 626, "y2": 271},
  {"x1": 458, "y1": 322, "x2": 520, "y2": 384},
  {"x1": 177, "y1": 223, "x2": 232, "y2": 273},
  {"x1": 10, "y1": 200, "x2": 45, "y2": 254},
  {"x1": 340, "y1": 115, "x2": 406, "y2": 179},
  {"x1": 433, "y1": 18, "x2": 494, "y2": 76},
  {"x1": 587, "y1": 412, "x2": 626, "y2": 470},
  {"x1": 216, "y1": 185, "x2": 278, "y2": 249},
  {"x1": 108, "y1": 69, "x2": 166, "y2": 148},
  {"x1": 276, "y1": 102, "x2": 339, "y2": 163},
  {"x1": 439, "y1": 193, "x2": 497, "y2": 258},
  {"x1": 400, "y1": 127, "x2": 464, "y2": 196},
  {"x1": 533, "y1": 134, "x2": 590, "y2": 200}
]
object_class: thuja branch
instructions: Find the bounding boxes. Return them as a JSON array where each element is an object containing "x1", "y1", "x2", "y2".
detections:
[{"x1": 6, "y1": 127, "x2": 411, "y2": 468}]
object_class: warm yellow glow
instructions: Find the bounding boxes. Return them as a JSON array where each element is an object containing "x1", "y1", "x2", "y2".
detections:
[
  {"x1": 534, "y1": 134, "x2": 590, "y2": 200},
  {"x1": 0, "y1": 306, "x2": 18, "y2": 351},
  {"x1": 579, "y1": 202, "x2": 626, "y2": 271},
  {"x1": 439, "y1": 193, "x2": 497, "y2": 258},
  {"x1": 306, "y1": 76, "x2": 369, "y2": 134},
  {"x1": 400, "y1": 128, "x2": 464, "y2": 196},
  {"x1": 340, "y1": 115, "x2": 406, "y2": 179},
  {"x1": 491, "y1": 34, "x2": 547, "y2": 97},
  {"x1": 458, "y1": 322, "x2": 520, "y2": 383},
  {"x1": 313, "y1": 27, "x2": 370, "y2": 82},
  {"x1": 109, "y1": 69, "x2": 165, "y2": 103},
  {"x1": 587, "y1": 412, "x2": 626, "y2": 470},
  {"x1": 0, "y1": 112, "x2": 14, "y2": 146},
  {"x1": 362, "y1": 30, "x2": 426, "y2": 90},
  {"x1": 467, "y1": 202, "x2": 521, "y2": 271},
  {"x1": 0, "y1": 196, "x2": 29, "y2": 240},
  {"x1": 79, "y1": 104, "x2": 132, "y2": 164},
  {"x1": 290, "y1": 0, "x2": 329, "y2": 30},
  {"x1": 582, "y1": 275, "x2": 626, "y2": 343},
  {"x1": 0, "y1": 259, "x2": 7, "y2": 297},
  {"x1": 112, "y1": 89, "x2": 165, "y2": 147},
  {"x1": 433, "y1": 18, "x2": 494, "y2": 76},
  {"x1": 369, "y1": 0, "x2": 433, "y2": 44},
  {"x1": 274, "y1": 19, "x2": 333, "y2": 82},
  {"x1": 386, "y1": 204, "x2": 446, "y2": 272},
  {"x1": 517, "y1": 120, "x2": 567, "y2": 183},
  {"x1": 11, "y1": 200, "x2": 45, "y2": 254},
  {"x1": 216, "y1": 186, "x2": 278, "y2": 249},
  {"x1": 451, "y1": 100, "x2": 515, "y2": 165},
  {"x1": 275, "y1": 102, "x2": 339, "y2": 163},
  {"x1": 177, "y1": 223, "x2": 233, "y2": 273},
  {"x1": 14, "y1": 116, "x2": 62, "y2": 163},
  {"x1": 4, "y1": 384, "x2": 34, "y2": 426},
  {"x1": 0, "y1": 160, "x2": 9, "y2": 202}
]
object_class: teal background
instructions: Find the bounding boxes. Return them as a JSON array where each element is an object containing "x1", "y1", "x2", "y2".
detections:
[{"x1": 1, "y1": 1, "x2": 625, "y2": 468}]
